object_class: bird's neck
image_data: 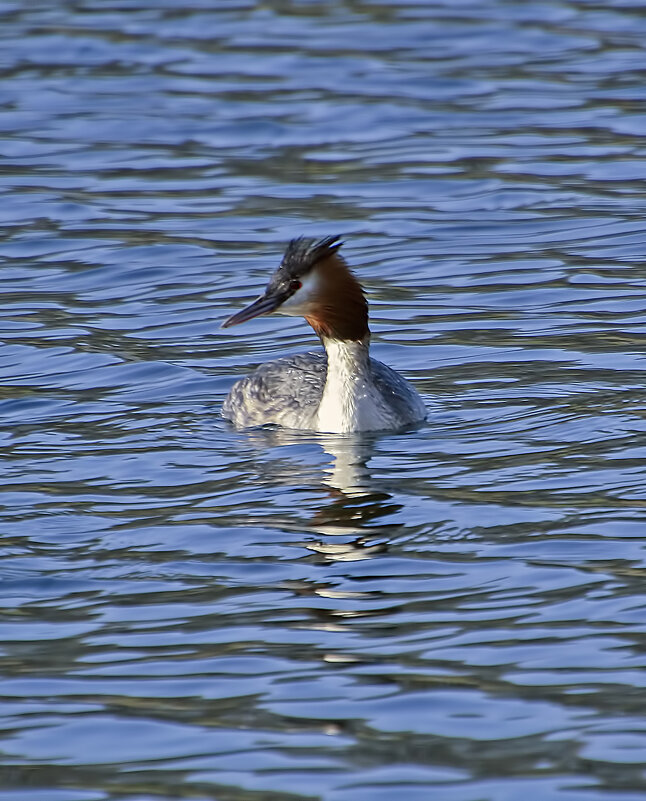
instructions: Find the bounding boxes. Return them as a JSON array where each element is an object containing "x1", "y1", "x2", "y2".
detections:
[
  {"x1": 316, "y1": 336, "x2": 377, "y2": 433},
  {"x1": 301, "y1": 254, "x2": 379, "y2": 431},
  {"x1": 303, "y1": 254, "x2": 369, "y2": 342}
]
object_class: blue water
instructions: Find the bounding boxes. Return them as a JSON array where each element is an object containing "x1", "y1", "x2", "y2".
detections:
[{"x1": 2, "y1": 2, "x2": 646, "y2": 800}]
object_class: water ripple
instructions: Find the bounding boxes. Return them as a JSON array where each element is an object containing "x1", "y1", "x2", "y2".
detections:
[{"x1": 2, "y1": 2, "x2": 646, "y2": 800}]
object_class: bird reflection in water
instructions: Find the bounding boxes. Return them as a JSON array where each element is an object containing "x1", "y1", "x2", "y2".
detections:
[{"x1": 240, "y1": 428, "x2": 404, "y2": 563}]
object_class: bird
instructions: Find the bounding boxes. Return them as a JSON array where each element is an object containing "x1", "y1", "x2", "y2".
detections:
[{"x1": 221, "y1": 236, "x2": 426, "y2": 433}]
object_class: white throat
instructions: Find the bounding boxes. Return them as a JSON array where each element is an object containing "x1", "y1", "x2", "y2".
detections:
[{"x1": 316, "y1": 337, "x2": 389, "y2": 433}]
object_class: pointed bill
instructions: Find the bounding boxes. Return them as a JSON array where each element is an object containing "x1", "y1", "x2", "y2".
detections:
[{"x1": 221, "y1": 292, "x2": 283, "y2": 328}]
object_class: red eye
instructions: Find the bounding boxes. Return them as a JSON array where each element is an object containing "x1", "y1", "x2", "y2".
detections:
[{"x1": 290, "y1": 280, "x2": 302, "y2": 291}]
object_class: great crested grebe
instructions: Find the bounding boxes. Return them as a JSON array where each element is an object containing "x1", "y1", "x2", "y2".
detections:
[{"x1": 222, "y1": 236, "x2": 426, "y2": 433}]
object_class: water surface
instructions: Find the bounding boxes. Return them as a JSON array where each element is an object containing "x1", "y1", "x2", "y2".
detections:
[{"x1": 2, "y1": 2, "x2": 646, "y2": 800}]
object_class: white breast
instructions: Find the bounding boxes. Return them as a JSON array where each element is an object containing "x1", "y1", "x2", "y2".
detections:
[{"x1": 315, "y1": 339, "x2": 393, "y2": 433}]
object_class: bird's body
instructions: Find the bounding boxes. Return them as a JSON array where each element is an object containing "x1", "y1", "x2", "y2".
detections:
[
  {"x1": 222, "y1": 236, "x2": 425, "y2": 433},
  {"x1": 222, "y1": 348, "x2": 425, "y2": 431}
]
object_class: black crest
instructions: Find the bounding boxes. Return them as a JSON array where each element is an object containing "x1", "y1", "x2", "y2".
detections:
[{"x1": 278, "y1": 235, "x2": 344, "y2": 280}]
